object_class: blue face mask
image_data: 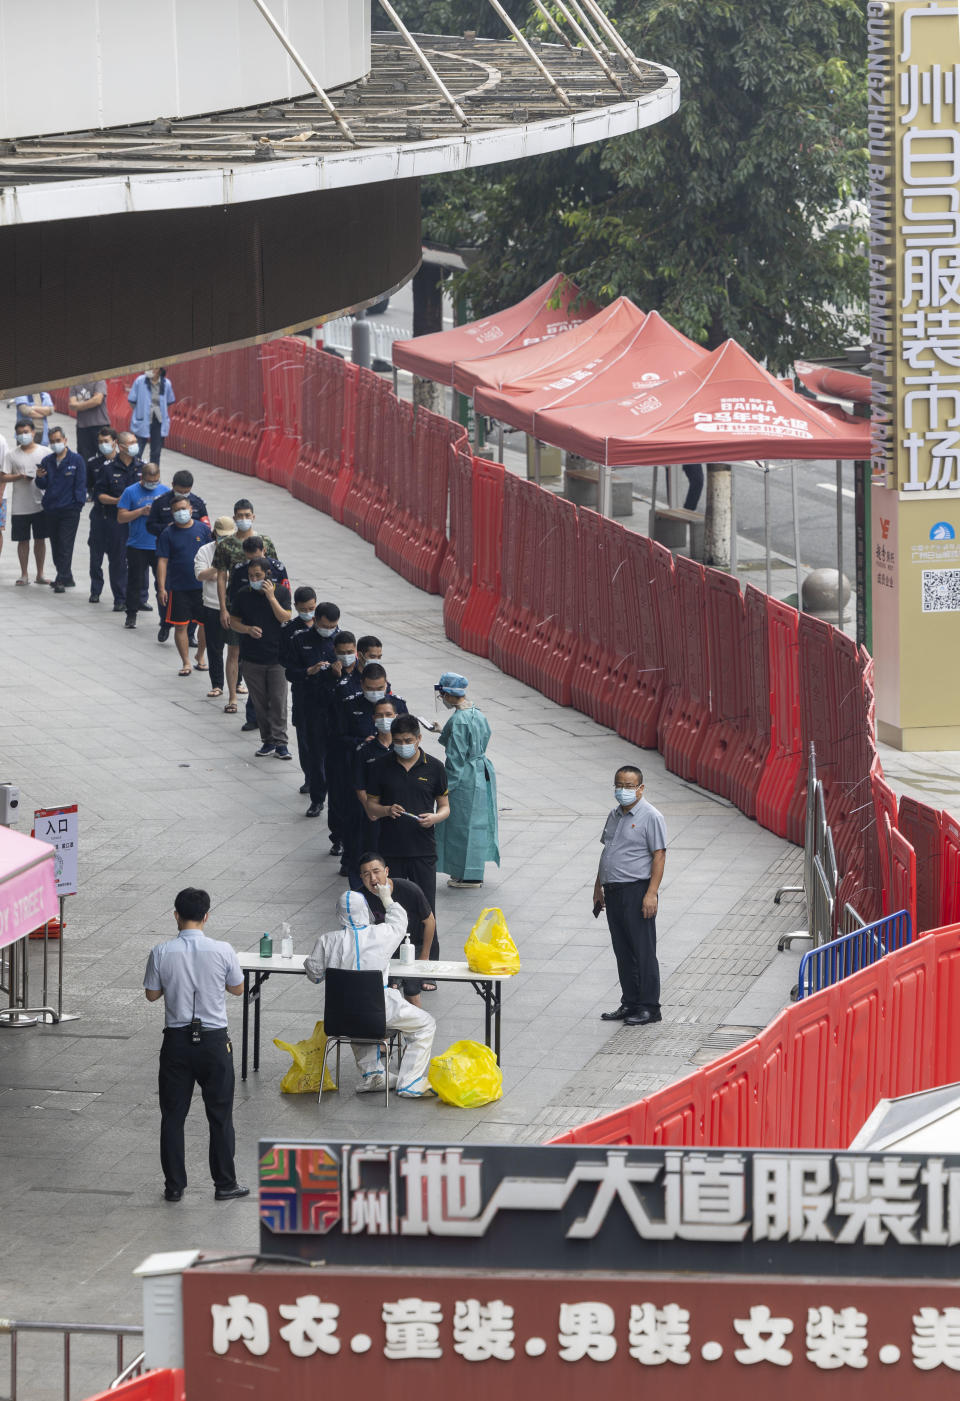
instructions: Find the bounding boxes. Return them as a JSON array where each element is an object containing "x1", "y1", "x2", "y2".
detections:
[
  {"x1": 172, "y1": 509, "x2": 191, "y2": 525},
  {"x1": 394, "y1": 741, "x2": 416, "y2": 759},
  {"x1": 250, "y1": 579, "x2": 264, "y2": 591},
  {"x1": 298, "y1": 610, "x2": 315, "y2": 622},
  {"x1": 615, "y1": 787, "x2": 637, "y2": 807}
]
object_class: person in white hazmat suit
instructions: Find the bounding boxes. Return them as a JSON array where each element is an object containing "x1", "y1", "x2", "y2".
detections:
[{"x1": 304, "y1": 886, "x2": 437, "y2": 1097}]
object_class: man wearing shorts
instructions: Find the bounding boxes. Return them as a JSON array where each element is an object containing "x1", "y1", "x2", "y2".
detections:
[
  {"x1": 1, "y1": 419, "x2": 49, "y2": 585},
  {"x1": 156, "y1": 506, "x2": 212, "y2": 677}
]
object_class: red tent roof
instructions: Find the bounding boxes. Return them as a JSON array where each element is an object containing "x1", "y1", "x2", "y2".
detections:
[
  {"x1": 533, "y1": 339, "x2": 873, "y2": 465},
  {"x1": 452, "y1": 295, "x2": 645, "y2": 397},
  {"x1": 474, "y1": 309, "x2": 704, "y2": 435},
  {"x1": 391, "y1": 274, "x2": 600, "y2": 386},
  {"x1": 795, "y1": 360, "x2": 872, "y2": 406}
]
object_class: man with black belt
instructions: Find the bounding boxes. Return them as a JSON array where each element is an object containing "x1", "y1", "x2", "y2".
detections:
[
  {"x1": 365, "y1": 715, "x2": 450, "y2": 913},
  {"x1": 595, "y1": 765, "x2": 667, "y2": 1027},
  {"x1": 143, "y1": 887, "x2": 249, "y2": 1203}
]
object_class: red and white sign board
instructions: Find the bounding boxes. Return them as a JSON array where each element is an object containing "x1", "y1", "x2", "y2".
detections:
[{"x1": 34, "y1": 805, "x2": 78, "y2": 898}]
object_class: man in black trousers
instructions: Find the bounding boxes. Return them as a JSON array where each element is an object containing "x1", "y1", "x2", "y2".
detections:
[
  {"x1": 143, "y1": 887, "x2": 249, "y2": 1203},
  {"x1": 594, "y1": 765, "x2": 667, "y2": 1027}
]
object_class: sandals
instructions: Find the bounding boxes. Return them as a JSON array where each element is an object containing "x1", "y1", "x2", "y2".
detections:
[
  {"x1": 178, "y1": 667, "x2": 192, "y2": 677},
  {"x1": 421, "y1": 981, "x2": 438, "y2": 993},
  {"x1": 223, "y1": 701, "x2": 238, "y2": 713},
  {"x1": 195, "y1": 659, "x2": 208, "y2": 671},
  {"x1": 237, "y1": 683, "x2": 247, "y2": 695},
  {"x1": 207, "y1": 687, "x2": 223, "y2": 698}
]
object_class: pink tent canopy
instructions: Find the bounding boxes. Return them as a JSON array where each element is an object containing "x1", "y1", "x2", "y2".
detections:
[
  {"x1": 795, "y1": 360, "x2": 872, "y2": 406},
  {"x1": 533, "y1": 339, "x2": 873, "y2": 465},
  {"x1": 473, "y1": 309, "x2": 704, "y2": 436},
  {"x1": 452, "y1": 295, "x2": 645, "y2": 397},
  {"x1": 0, "y1": 824, "x2": 58, "y2": 951},
  {"x1": 391, "y1": 274, "x2": 600, "y2": 386}
]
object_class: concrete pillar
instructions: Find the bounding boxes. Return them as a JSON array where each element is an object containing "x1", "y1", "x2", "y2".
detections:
[{"x1": 704, "y1": 462, "x2": 732, "y2": 570}]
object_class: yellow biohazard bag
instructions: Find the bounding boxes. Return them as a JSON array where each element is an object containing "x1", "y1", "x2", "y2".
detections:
[
  {"x1": 428, "y1": 1039, "x2": 503, "y2": 1108},
  {"x1": 464, "y1": 906, "x2": 520, "y2": 976},
  {"x1": 274, "y1": 1020, "x2": 338, "y2": 1094}
]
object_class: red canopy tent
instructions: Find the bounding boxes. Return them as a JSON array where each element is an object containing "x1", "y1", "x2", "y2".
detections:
[
  {"x1": 533, "y1": 339, "x2": 873, "y2": 464},
  {"x1": 391, "y1": 274, "x2": 600, "y2": 386},
  {"x1": 452, "y1": 295, "x2": 645, "y2": 397},
  {"x1": 795, "y1": 360, "x2": 872, "y2": 406},
  {"x1": 473, "y1": 309, "x2": 704, "y2": 436}
]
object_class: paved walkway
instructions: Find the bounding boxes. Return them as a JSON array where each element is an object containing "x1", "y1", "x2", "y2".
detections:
[{"x1": 0, "y1": 399, "x2": 813, "y2": 1392}]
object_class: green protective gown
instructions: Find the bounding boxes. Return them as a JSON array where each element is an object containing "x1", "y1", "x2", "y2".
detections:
[{"x1": 435, "y1": 705, "x2": 500, "y2": 882}]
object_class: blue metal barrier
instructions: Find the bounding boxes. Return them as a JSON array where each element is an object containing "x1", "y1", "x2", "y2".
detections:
[{"x1": 796, "y1": 909, "x2": 912, "y2": 999}]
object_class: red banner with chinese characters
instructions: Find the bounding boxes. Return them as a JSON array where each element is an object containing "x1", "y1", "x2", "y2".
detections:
[{"x1": 182, "y1": 1267, "x2": 960, "y2": 1398}]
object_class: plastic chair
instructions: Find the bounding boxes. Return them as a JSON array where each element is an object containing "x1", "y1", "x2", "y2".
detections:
[{"x1": 318, "y1": 968, "x2": 402, "y2": 1107}]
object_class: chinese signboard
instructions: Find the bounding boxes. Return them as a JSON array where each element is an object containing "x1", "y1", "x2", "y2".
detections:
[
  {"x1": 182, "y1": 1266, "x2": 960, "y2": 1398},
  {"x1": 868, "y1": 0, "x2": 960, "y2": 496},
  {"x1": 33, "y1": 805, "x2": 78, "y2": 898},
  {"x1": 258, "y1": 1140, "x2": 960, "y2": 1276}
]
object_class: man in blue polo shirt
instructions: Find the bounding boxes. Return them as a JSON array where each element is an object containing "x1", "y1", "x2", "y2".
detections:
[
  {"x1": 118, "y1": 462, "x2": 168, "y2": 629},
  {"x1": 156, "y1": 508, "x2": 212, "y2": 676},
  {"x1": 34, "y1": 425, "x2": 86, "y2": 592}
]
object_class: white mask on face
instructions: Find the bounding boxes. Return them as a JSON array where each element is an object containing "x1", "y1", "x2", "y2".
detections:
[
  {"x1": 52, "y1": 440, "x2": 67, "y2": 454},
  {"x1": 17, "y1": 432, "x2": 34, "y2": 446}
]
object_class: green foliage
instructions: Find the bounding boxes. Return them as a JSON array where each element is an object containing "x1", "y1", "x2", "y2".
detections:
[{"x1": 415, "y1": 0, "x2": 868, "y2": 370}]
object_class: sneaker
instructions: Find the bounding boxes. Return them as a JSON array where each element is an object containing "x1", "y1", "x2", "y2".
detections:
[
  {"x1": 112, "y1": 600, "x2": 125, "y2": 612},
  {"x1": 137, "y1": 603, "x2": 153, "y2": 612},
  {"x1": 255, "y1": 743, "x2": 276, "y2": 757},
  {"x1": 53, "y1": 583, "x2": 66, "y2": 594},
  {"x1": 241, "y1": 721, "x2": 258, "y2": 732},
  {"x1": 305, "y1": 803, "x2": 324, "y2": 818},
  {"x1": 124, "y1": 616, "x2": 137, "y2": 629},
  {"x1": 274, "y1": 745, "x2": 293, "y2": 761},
  {"x1": 63, "y1": 578, "x2": 76, "y2": 588},
  {"x1": 329, "y1": 841, "x2": 343, "y2": 857},
  {"x1": 88, "y1": 593, "x2": 100, "y2": 602}
]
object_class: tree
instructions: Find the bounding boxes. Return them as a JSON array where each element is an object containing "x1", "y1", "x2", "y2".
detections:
[{"x1": 413, "y1": 0, "x2": 868, "y2": 370}]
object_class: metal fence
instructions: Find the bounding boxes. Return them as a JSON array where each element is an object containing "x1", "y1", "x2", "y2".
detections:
[
  {"x1": 0, "y1": 1319, "x2": 143, "y2": 1400},
  {"x1": 774, "y1": 744, "x2": 838, "y2": 951},
  {"x1": 319, "y1": 317, "x2": 408, "y2": 366},
  {"x1": 796, "y1": 909, "x2": 913, "y2": 999}
]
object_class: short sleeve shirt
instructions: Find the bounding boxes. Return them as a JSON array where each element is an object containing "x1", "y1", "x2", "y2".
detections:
[
  {"x1": 117, "y1": 480, "x2": 168, "y2": 550},
  {"x1": 143, "y1": 928, "x2": 243, "y2": 1028},
  {"x1": 5, "y1": 445, "x2": 45, "y2": 515},
  {"x1": 156, "y1": 520, "x2": 214, "y2": 591},
  {"x1": 232, "y1": 584, "x2": 292, "y2": 664},
  {"x1": 365, "y1": 749, "x2": 448, "y2": 859},
  {"x1": 213, "y1": 531, "x2": 277, "y2": 574},
  {"x1": 365, "y1": 877, "x2": 431, "y2": 948},
  {"x1": 70, "y1": 381, "x2": 109, "y2": 428},
  {"x1": 598, "y1": 797, "x2": 668, "y2": 884}
]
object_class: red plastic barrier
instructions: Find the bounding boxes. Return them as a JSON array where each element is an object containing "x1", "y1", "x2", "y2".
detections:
[
  {"x1": 599, "y1": 518, "x2": 635, "y2": 732},
  {"x1": 299, "y1": 353, "x2": 355, "y2": 515},
  {"x1": 256, "y1": 338, "x2": 305, "y2": 488},
  {"x1": 727, "y1": 584, "x2": 772, "y2": 819},
  {"x1": 889, "y1": 824, "x2": 918, "y2": 939},
  {"x1": 696, "y1": 569, "x2": 747, "y2": 800},
  {"x1": 377, "y1": 409, "x2": 458, "y2": 594},
  {"x1": 785, "y1": 613, "x2": 837, "y2": 846},
  {"x1": 754, "y1": 597, "x2": 801, "y2": 839},
  {"x1": 659, "y1": 555, "x2": 710, "y2": 782},
  {"x1": 616, "y1": 532, "x2": 665, "y2": 749},
  {"x1": 551, "y1": 920, "x2": 960, "y2": 1151},
  {"x1": 898, "y1": 796, "x2": 942, "y2": 933},
  {"x1": 460, "y1": 458, "x2": 504, "y2": 658},
  {"x1": 81, "y1": 1370, "x2": 184, "y2": 1401},
  {"x1": 651, "y1": 541, "x2": 681, "y2": 752},
  {"x1": 441, "y1": 444, "x2": 473, "y2": 646},
  {"x1": 941, "y1": 814, "x2": 960, "y2": 926},
  {"x1": 569, "y1": 508, "x2": 619, "y2": 724},
  {"x1": 488, "y1": 472, "x2": 536, "y2": 683},
  {"x1": 872, "y1": 772, "x2": 899, "y2": 914}
]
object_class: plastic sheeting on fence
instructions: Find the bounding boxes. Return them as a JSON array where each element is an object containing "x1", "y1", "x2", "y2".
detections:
[{"x1": 551, "y1": 920, "x2": 960, "y2": 1150}]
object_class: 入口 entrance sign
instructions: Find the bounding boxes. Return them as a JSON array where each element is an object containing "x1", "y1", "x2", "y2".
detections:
[
  {"x1": 33, "y1": 805, "x2": 77, "y2": 898},
  {"x1": 258, "y1": 1139, "x2": 960, "y2": 1276}
]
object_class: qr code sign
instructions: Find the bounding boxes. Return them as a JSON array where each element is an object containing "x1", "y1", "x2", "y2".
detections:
[{"x1": 921, "y1": 568, "x2": 960, "y2": 612}]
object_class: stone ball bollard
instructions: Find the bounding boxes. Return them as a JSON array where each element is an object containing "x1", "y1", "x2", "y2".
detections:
[{"x1": 801, "y1": 567, "x2": 851, "y2": 620}]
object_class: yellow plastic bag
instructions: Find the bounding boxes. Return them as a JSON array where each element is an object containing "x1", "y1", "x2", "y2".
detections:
[
  {"x1": 428, "y1": 1039, "x2": 503, "y2": 1108},
  {"x1": 274, "y1": 1020, "x2": 338, "y2": 1094},
  {"x1": 464, "y1": 907, "x2": 520, "y2": 976}
]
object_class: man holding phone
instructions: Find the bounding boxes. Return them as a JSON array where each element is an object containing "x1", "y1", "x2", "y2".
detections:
[{"x1": 594, "y1": 765, "x2": 667, "y2": 1027}]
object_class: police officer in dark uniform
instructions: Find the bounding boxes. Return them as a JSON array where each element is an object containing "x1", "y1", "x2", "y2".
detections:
[
  {"x1": 143, "y1": 887, "x2": 249, "y2": 1203},
  {"x1": 88, "y1": 428, "x2": 139, "y2": 609},
  {"x1": 283, "y1": 600, "x2": 342, "y2": 817},
  {"x1": 364, "y1": 715, "x2": 451, "y2": 913},
  {"x1": 320, "y1": 631, "x2": 365, "y2": 867}
]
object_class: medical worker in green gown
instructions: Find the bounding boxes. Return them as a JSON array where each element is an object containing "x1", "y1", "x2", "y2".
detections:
[{"x1": 433, "y1": 671, "x2": 500, "y2": 889}]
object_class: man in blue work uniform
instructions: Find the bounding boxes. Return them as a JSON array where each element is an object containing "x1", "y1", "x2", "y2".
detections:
[
  {"x1": 143, "y1": 887, "x2": 248, "y2": 1203},
  {"x1": 595, "y1": 764, "x2": 667, "y2": 1027},
  {"x1": 88, "y1": 429, "x2": 140, "y2": 610},
  {"x1": 147, "y1": 469, "x2": 208, "y2": 643},
  {"x1": 34, "y1": 426, "x2": 86, "y2": 592},
  {"x1": 117, "y1": 462, "x2": 168, "y2": 628},
  {"x1": 283, "y1": 600, "x2": 341, "y2": 816}
]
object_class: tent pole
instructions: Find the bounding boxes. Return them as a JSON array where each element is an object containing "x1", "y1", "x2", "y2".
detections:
[
  {"x1": 649, "y1": 465, "x2": 658, "y2": 537},
  {"x1": 791, "y1": 463, "x2": 802, "y2": 608},
  {"x1": 836, "y1": 458, "x2": 844, "y2": 630},
  {"x1": 535, "y1": 440, "x2": 542, "y2": 487},
  {"x1": 763, "y1": 462, "x2": 772, "y2": 596},
  {"x1": 497, "y1": 422, "x2": 504, "y2": 465},
  {"x1": 730, "y1": 462, "x2": 738, "y2": 577},
  {"x1": 599, "y1": 462, "x2": 612, "y2": 518}
]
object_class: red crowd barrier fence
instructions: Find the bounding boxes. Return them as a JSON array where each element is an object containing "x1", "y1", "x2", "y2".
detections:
[{"x1": 461, "y1": 458, "x2": 504, "y2": 658}]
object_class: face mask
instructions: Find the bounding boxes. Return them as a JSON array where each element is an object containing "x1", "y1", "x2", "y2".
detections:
[
  {"x1": 374, "y1": 716, "x2": 394, "y2": 734},
  {"x1": 297, "y1": 610, "x2": 315, "y2": 622},
  {"x1": 17, "y1": 432, "x2": 34, "y2": 446},
  {"x1": 52, "y1": 440, "x2": 67, "y2": 454},
  {"x1": 142, "y1": 480, "x2": 158, "y2": 491},
  {"x1": 338, "y1": 652, "x2": 356, "y2": 668},
  {"x1": 235, "y1": 518, "x2": 253, "y2": 531},
  {"x1": 99, "y1": 442, "x2": 115, "y2": 455},
  {"x1": 122, "y1": 442, "x2": 136, "y2": 456},
  {"x1": 615, "y1": 787, "x2": 637, "y2": 806},
  {"x1": 394, "y1": 741, "x2": 417, "y2": 759},
  {"x1": 173, "y1": 509, "x2": 191, "y2": 525},
  {"x1": 317, "y1": 626, "x2": 336, "y2": 638},
  {"x1": 250, "y1": 579, "x2": 264, "y2": 591},
  {"x1": 364, "y1": 688, "x2": 387, "y2": 703}
]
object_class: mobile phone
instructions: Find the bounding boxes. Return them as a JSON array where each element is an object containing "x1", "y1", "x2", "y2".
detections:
[{"x1": 593, "y1": 900, "x2": 604, "y2": 919}]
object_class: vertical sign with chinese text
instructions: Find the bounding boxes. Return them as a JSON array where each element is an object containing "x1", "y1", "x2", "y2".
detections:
[{"x1": 33, "y1": 805, "x2": 78, "y2": 898}]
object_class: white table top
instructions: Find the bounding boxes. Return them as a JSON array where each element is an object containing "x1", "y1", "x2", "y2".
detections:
[{"x1": 237, "y1": 952, "x2": 511, "y2": 983}]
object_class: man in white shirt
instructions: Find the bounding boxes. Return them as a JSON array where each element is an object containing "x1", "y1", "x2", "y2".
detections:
[
  {"x1": 0, "y1": 418, "x2": 49, "y2": 584},
  {"x1": 0, "y1": 430, "x2": 7, "y2": 562}
]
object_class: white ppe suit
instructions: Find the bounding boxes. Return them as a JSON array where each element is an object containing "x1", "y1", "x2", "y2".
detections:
[{"x1": 304, "y1": 889, "x2": 436, "y2": 1096}]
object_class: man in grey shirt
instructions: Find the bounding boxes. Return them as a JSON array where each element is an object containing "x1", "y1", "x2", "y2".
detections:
[
  {"x1": 143, "y1": 886, "x2": 249, "y2": 1203},
  {"x1": 594, "y1": 764, "x2": 667, "y2": 1026}
]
